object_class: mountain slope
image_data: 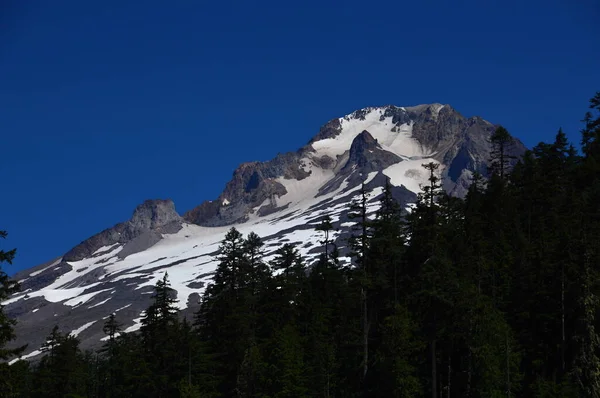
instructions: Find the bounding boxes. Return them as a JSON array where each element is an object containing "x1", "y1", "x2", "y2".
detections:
[{"x1": 3, "y1": 103, "x2": 526, "y2": 362}]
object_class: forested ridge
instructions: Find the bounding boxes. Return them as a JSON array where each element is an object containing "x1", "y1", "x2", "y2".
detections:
[{"x1": 1, "y1": 92, "x2": 599, "y2": 397}]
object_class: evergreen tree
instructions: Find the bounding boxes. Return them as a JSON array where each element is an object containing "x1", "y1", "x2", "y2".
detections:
[
  {"x1": 316, "y1": 214, "x2": 334, "y2": 261},
  {"x1": 0, "y1": 230, "x2": 26, "y2": 362},
  {"x1": 347, "y1": 183, "x2": 372, "y2": 383},
  {"x1": 100, "y1": 313, "x2": 122, "y2": 397},
  {"x1": 241, "y1": 231, "x2": 271, "y2": 311},
  {"x1": 33, "y1": 326, "x2": 88, "y2": 397},
  {"x1": 270, "y1": 243, "x2": 305, "y2": 284},
  {"x1": 139, "y1": 272, "x2": 181, "y2": 396},
  {"x1": 406, "y1": 162, "x2": 455, "y2": 398},
  {"x1": 489, "y1": 125, "x2": 516, "y2": 180},
  {"x1": 0, "y1": 230, "x2": 27, "y2": 397},
  {"x1": 581, "y1": 91, "x2": 600, "y2": 157}
]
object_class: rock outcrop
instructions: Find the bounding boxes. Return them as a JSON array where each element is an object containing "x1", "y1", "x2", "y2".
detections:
[{"x1": 63, "y1": 199, "x2": 183, "y2": 262}]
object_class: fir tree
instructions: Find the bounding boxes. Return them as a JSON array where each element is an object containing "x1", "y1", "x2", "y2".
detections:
[
  {"x1": 316, "y1": 214, "x2": 334, "y2": 261},
  {"x1": 100, "y1": 313, "x2": 122, "y2": 397},
  {"x1": 139, "y1": 272, "x2": 181, "y2": 396},
  {"x1": 34, "y1": 326, "x2": 88, "y2": 397},
  {"x1": 347, "y1": 183, "x2": 372, "y2": 382},
  {"x1": 489, "y1": 125, "x2": 516, "y2": 180},
  {"x1": 581, "y1": 91, "x2": 600, "y2": 157},
  {"x1": 0, "y1": 230, "x2": 26, "y2": 362}
]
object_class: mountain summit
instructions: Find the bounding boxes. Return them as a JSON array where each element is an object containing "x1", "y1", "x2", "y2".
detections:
[{"x1": 4, "y1": 103, "x2": 525, "y2": 360}]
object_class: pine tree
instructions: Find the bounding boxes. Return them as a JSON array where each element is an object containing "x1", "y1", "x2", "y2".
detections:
[
  {"x1": 316, "y1": 214, "x2": 334, "y2": 261},
  {"x1": 581, "y1": 92, "x2": 600, "y2": 158},
  {"x1": 269, "y1": 243, "x2": 306, "y2": 322},
  {"x1": 347, "y1": 183, "x2": 372, "y2": 383},
  {"x1": 489, "y1": 126, "x2": 516, "y2": 180},
  {"x1": 406, "y1": 162, "x2": 452, "y2": 398},
  {"x1": 102, "y1": 313, "x2": 122, "y2": 348},
  {"x1": 212, "y1": 227, "x2": 246, "y2": 299},
  {"x1": 139, "y1": 272, "x2": 181, "y2": 396},
  {"x1": 370, "y1": 179, "x2": 404, "y2": 305},
  {"x1": 0, "y1": 230, "x2": 26, "y2": 362},
  {"x1": 242, "y1": 231, "x2": 271, "y2": 301},
  {"x1": 34, "y1": 326, "x2": 88, "y2": 397},
  {"x1": 100, "y1": 313, "x2": 122, "y2": 397},
  {"x1": 270, "y1": 243, "x2": 304, "y2": 280}
]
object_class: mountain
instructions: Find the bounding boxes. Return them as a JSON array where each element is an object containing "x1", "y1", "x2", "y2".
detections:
[{"x1": 3, "y1": 103, "x2": 526, "y2": 362}]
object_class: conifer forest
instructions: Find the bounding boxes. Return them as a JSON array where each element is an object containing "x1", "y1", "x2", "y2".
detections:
[{"x1": 1, "y1": 92, "x2": 600, "y2": 397}]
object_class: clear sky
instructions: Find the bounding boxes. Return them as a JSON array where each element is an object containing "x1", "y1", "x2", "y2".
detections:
[{"x1": 1, "y1": 0, "x2": 599, "y2": 275}]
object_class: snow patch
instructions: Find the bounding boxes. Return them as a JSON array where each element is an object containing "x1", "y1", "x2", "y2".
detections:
[
  {"x1": 88, "y1": 297, "x2": 112, "y2": 309},
  {"x1": 92, "y1": 244, "x2": 120, "y2": 255},
  {"x1": 65, "y1": 288, "x2": 112, "y2": 307},
  {"x1": 383, "y1": 158, "x2": 442, "y2": 194},
  {"x1": 70, "y1": 321, "x2": 97, "y2": 337},
  {"x1": 115, "y1": 304, "x2": 132, "y2": 313},
  {"x1": 311, "y1": 108, "x2": 430, "y2": 161},
  {"x1": 9, "y1": 349, "x2": 43, "y2": 365},
  {"x1": 123, "y1": 314, "x2": 144, "y2": 333}
]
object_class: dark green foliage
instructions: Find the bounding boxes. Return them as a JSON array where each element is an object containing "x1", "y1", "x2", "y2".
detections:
[
  {"x1": 316, "y1": 214, "x2": 334, "y2": 260},
  {"x1": 5, "y1": 91, "x2": 600, "y2": 397},
  {"x1": 31, "y1": 326, "x2": 89, "y2": 398},
  {"x1": 377, "y1": 303, "x2": 422, "y2": 397},
  {"x1": 0, "y1": 231, "x2": 26, "y2": 363},
  {"x1": 489, "y1": 125, "x2": 517, "y2": 180},
  {"x1": 1, "y1": 230, "x2": 27, "y2": 398}
]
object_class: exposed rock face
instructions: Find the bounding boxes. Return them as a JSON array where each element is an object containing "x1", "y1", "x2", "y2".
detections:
[
  {"x1": 307, "y1": 117, "x2": 343, "y2": 144},
  {"x1": 375, "y1": 104, "x2": 526, "y2": 196},
  {"x1": 184, "y1": 152, "x2": 310, "y2": 226},
  {"x1": 63, "y1": 199, "x2": 183, "y2": 262},
  {"x1": 344, "y1": 130, "x2": 402, "y2": 173},
  {"x1": 126, "y1": 199, "x2": 182, "y2": 237},
  {"x1": 408, "y1": 105, "x2": 464, "y2": 152},
  {"x1": 318, "y1": 131, "x2": 402, "y2": 196}
]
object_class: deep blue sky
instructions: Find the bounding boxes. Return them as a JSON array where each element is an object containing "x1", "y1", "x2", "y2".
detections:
[{"x1": 1, "y1": 0, "x2": 599, "y2": 275}]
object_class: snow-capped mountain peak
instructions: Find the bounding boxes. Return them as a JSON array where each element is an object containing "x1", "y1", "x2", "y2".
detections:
[{"x1": 4, "y1": 103, "x2": 526, "y2": 361}]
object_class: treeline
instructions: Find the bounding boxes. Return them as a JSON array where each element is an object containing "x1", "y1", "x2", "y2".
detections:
[{"x1": 1, "y1": 92, "x2": 600, "y2": 397}]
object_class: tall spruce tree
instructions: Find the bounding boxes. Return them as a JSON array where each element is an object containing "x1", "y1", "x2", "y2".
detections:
[
  {"x1": 139, "y1": 272, "x2": 181, "y2": 396},
  {"x1": 489, "y1": 125, "x2": 516, "y2": 180},
  {"x1": 316, "y1": 214, "x2": 334, "y2": 262},
  {"x1": 347, "y1": 183, "x2": 372, "y2": 383},
  {"x1": 406, "y1": 162, "x2": 449, "y2": 398},
  {"x1": 100, "y1": 312, "x2": 122, "y2": 398},
  {"x1": 34, "y1": 326, "x2": 88, "y2": 398},
  {"x1": 0, "y1": 230, "x2": 25, "y2": 363}
]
